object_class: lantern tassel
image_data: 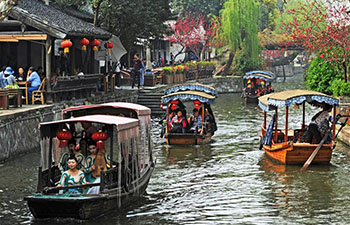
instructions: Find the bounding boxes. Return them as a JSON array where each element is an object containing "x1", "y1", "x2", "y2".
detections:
[
  {"x1": 96, "y1": 141, "x2": 105, "y2": 150},
  {"x1": 59, "y1": 140, "x2": 68, "y2": 148},
  {"x1": 64, "y1": 47, "x2": 69, "y2": 53}
]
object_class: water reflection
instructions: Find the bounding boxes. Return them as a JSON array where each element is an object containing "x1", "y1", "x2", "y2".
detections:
[{"x1": 3, "y1": 74, "x2": 350, "y2": 224}]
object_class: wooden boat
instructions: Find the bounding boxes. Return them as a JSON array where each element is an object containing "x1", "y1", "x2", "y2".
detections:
[
  {"x1": 25, "y1": 107, "x2": 155, "y2": 219},
  {"x1": 242, "y1": 70, "x2": 275, "y2": 104},
  {"x1": 258, "y1": 90, "x2": 339, "y2": 165},
  {"x1": 62, "y1": 102, "x2": 152, "y2": 156},
  {"x1": 161, "y1": 83, "x2": 217, "y2": 145}
]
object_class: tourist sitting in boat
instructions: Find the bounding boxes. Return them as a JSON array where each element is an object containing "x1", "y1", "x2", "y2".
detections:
[
  {"x1": 57, "y1": 155, "x2": 87, "y2": 194},
  {"x1": 170, "y1": 109, "x2": 187, "y2": 133},
  {"x1": 204, "y1": 108, "x2": 214, "y2": 133},
  {"x1": 306, "y1": 104, "x2": 332, "y2": 144},
  {"x1": 58, "y1": 138, "x2": 78, "y2": 173},
  {"x1": 246, "y1": 79, "x2": 255, "y2": 95},
  {"x1": 81, "y1": 122, "x2": 98, "y2": 138},
  {"x1": 84, "y1": 140, "x2": 110, "y2": 183},
  {"x1": 70, "y1": 139, "x2": 85, "y2": 170},
  {"x1": 189, "y1": 108, "x2": 203, "y2": 134}
]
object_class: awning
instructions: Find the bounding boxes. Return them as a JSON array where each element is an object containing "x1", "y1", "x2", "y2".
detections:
[{"x1": 0, "y1": 32, "x2": 47, "y2": 42}]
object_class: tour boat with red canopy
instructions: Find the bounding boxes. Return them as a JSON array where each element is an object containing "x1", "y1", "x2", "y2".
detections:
[
  {"x1": 242, "y1": 70, "x2": 275, "y2": 103},
  {"x1": 258, "y1": 90, "x2": 339, "y2": 165},
  {"x1": 25, "y1": 111, "x2": 154, "y2": 219},
  {"x1": 161, "y1": 83, "x2": 217, "y2": 145}
]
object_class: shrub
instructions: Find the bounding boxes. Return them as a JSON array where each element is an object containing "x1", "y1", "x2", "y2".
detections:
[
  {"x1": 162, "y1": 67, "x2": 174, "y2": 75},
  {"x1": 331, "y1": 79, "x2": 350, "y2": 96},
  {"x1": 176, "y1": 65, "x2": 185, "y2": 73},
  {"x1": 305, "y1": 56, "x2": 342, "y2": 95}
]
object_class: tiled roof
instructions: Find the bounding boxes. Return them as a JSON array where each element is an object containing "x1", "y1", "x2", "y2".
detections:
[{"x1": 9, "y1": 0, "x2": 111, "y2": 39}]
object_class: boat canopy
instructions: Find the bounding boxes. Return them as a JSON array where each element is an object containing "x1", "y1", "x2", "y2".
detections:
[
  {"x1": 62, "y1": 102, "x2": 151, "y2": 117},
  {"x1": 258, "y1": 90, "x2": 339, "y2": 111},
  {"x1": 40, "y1": 115, "x2": 139, "y2": 133},
  {"x1": 245, "y1": 70, "x2": 276, "y2": 80},
  {"x1": 243, "y1": 73, "x2": 274, "y2": 82},
  {"x1": 162, "y1": 90, "x2": 216, "y2": 104},
  {"x1": 164, "y1": 83, "x2": 217, "y2": 96}
]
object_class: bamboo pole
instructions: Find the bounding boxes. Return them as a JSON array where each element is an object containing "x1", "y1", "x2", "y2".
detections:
[
  {"x1": 275, "y1": 108, "x2": 278, "y2": 143},
  {"x1": 285, "y1": 106, "x2": 289, "y2": 142}
]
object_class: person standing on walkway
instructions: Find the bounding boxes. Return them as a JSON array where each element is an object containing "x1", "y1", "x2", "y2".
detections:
[
  {"x1": 132, "y1": 54, "x2": 142, "y2": 89},
  {"x1": 27, "y1": 67, "x2": 41, "y2": 102}
]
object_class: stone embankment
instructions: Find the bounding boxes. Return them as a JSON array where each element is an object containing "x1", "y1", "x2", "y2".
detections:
[{"x1": 0, "y1": 77, "x2": 243, "y2": 161}]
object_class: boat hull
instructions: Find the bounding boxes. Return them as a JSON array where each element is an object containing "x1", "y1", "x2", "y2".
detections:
[
  {"x1": 165, "y1": 133, "x2": 212, "y2": 145},
  {"x1": 244, "y1": 95, "x2": 259, "y2": 103},
  {"x1": 263, "y1": 142, "x2": 333, "y2": 165},
  {"x1": 25, "y1": 165, "x2": 154, "y2": 220}
]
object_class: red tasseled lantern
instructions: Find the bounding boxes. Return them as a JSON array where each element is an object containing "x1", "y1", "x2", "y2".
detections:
[
  {"x1": 91, "y1": 130, "x2": 108, "y2": 149},
  {"x1": 171, "y1": 104, "x2": 177, "y2": 111},
  {"x1": 104, "y1": 41, "x2": 114, "y2": 53},
  {"x1": 193, "y1": 100, "x2": 201, "y2": 109},
  {"x1": 56, "y1": 129, "x2": 73, "y2": 148},
  {"x1": 170, "y1": 100, "x2": 179, "y2": 105},
  {"x1": 61, "y1": 40, "x2": 72, "y2": 53},
  {"x1": 91, "y1": 39, "x2": 100, "y2": 51},
  {"x1": 80, "y1": 38, "x2": 90, "y2": 51}
]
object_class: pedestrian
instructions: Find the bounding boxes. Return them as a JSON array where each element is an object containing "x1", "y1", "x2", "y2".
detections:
[
  {"x1": 170, "y1": 52, "x2": 174, "y2": 65},
  {"x1": 26, "y1": 67, "x2": 41, "y2": 102},
  {"x1": 0, "y1": 66, "x2": 7, "y2": 88},
  {"x1": 131, "y1": 54, "x2": 142, "y2": 89},
  {"x1": 139, "y1": 59, "x2": 145, "y2": 88}
]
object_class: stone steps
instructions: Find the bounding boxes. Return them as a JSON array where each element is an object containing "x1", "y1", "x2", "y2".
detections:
[{"x1": 137, "y1": 91, "x2": 163, "y2": 116}]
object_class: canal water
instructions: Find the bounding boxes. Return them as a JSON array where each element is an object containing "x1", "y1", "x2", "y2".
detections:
[{"x1": 2, "y1": 73, "x2": 350, "y2": 224}]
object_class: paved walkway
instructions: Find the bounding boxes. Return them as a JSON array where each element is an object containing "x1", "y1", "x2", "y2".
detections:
[{"x1": 0, "y1": 105, "x2": 52, "y2": 117}]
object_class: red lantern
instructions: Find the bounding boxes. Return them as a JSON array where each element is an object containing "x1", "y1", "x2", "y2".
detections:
[
  {"x1": 56, "y1": 129, "x2": 73, "y2": 148},
  {"x1": 193, "y1": 100, "x2": 201, "y2": 109},
  {"x1": 171, "y1": 104, "x2": 177, "y2": 111},
  {"x1": 91, "y1": 39, "x2": 100, "y2": 51},
  {"x1": 61, "y1": 40, "x2": 72, "y2": 53},
  {"x1": 80, "y1": 38, "x2": 90, "y2": 51},
  {"x1": 104, "y1": 41, "x2": 114, "y2": 53},
  {"x1": 91, "y1": 130, "x2": 108, "y2": 149}
]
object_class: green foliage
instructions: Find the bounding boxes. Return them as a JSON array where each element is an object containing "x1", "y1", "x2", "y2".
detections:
[
  {"x1": 171, "y1": 0, "x2": 225, "y2": 17},
  {"x1": 5, "y1": 84, "x2": 19, "y2": 89},
  {"x1": 176, "y1": 65, "x2": 185, "y2": 73},
  {"x1": 331, "y1": 79, "x2": 350, "y2": 97},
  {"x1": 259, "y1": 0, "x2": 278, "y2": 30},
  {"x1": 162, "y1": 67, "x2": 174, "y2": 75},
  {"x1": 306, "y1": 56, "x2": 342, "y2": 95},
  {"x1": 185, "y1": 62, "x2": 198, "y2": 69},
  {"x1": 197, "y1": 61, "x2": 216, "y2": 68},
  {"x1": 221, "y1": 0, "x2": 261, "y2": 72}
]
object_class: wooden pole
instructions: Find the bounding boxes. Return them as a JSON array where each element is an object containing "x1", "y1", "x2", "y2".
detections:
[
  {"x1": 274, "y1": 108, "x2": 278, "y2": 143},
  {"x1": 109, "y1": 126, "x2": 113, "y2": 163},
  {"x1": 201, "y1": 103, "x2": 205, "y2": 132},
  {"x1": 45, "y1": 37, "x2": 52, "y2": 102},
  {"x1": 263, "y1": 111, "x2": 267, "y2": 129},
  {"x1": 47, "y1": 137, "x2": 53, "y2": 187},
  {"x1": 332, "y1": 105, "x2": 336, "y2": 141},
  {"x1": 166, "y1": 103, "x2": 169, "y2": 133},
  {"x1": 100, "y1": 167, "x2": 105, "y2": 192},
  {"x1": 37, "y1": 166, "x2": 43, "y2": 193},
  {"x1": 285, "y1": 106, "x2": 289, "y2": 142},
  {"x1": 302, "y1": 102, "x2": 305, "y2": 129}
]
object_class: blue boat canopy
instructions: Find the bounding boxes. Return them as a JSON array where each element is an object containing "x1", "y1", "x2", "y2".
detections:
[
  {"x1": 258, "y1": 90, "x2": 339, "y2": 111},
  {"x1": 164, "y1": 83, "x2": 217, "y2": 96},
  {"x1": 243, "y1": 73, "x2": 274, "y2": 82},
  {"x1": 245, "y1": 70, "x2": 276, "y2": 79},
  {"x1": 162, "y1": 91, "x2": 216, "y2": 104}
]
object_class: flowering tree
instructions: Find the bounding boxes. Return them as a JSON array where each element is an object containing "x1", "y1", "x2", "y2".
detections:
[
  {"x1": 164, "y1": 12, "x2": 220, "y2": 61},
  {"x1": 280, "y1": 0, "x2": 350, "y2": 82}
]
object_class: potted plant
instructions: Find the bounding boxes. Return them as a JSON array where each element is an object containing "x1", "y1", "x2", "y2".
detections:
[
  {"x1": 162, "y1": 67, "x2": 174, "y2": 84},
  {"x1": 176, "y1": 65, "x2": 185, "y2": 83},
  {"x1": 144, "y1": 71, "x2": 156, "y2": 86}
]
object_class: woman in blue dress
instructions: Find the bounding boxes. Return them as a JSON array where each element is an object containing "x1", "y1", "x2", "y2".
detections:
[{"x1": 57, "y1": 155, "x2": 87, "y2": 194}]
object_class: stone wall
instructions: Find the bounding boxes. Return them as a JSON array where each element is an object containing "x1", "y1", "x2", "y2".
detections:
[
  {"x1": 267, "y1": 65, "x2": 305, "y2": 77},
  {"x1": 0, "y1": 90, "x2": 139, "y2": 162}
]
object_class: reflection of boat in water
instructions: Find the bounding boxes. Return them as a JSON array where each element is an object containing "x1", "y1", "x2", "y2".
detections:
[
  {"x1": 242, "y1": 71, "x2": 275, "y2": 104},
  {"x1": 25, "y1": 103, "x2": 154, "y2": 220},
  {"x1": 163, "y1": 145, "x2": 212, "y2": 165},
  {"x1": 161, "y1": 83, "x2": 217, "y2": 145},
  {"x1": 258, "y1": 90, "x2": 339, "y2": 165}
]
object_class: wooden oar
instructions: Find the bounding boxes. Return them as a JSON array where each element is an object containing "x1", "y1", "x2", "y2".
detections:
[{"x1": 300, "y1": 130, "x2": 330, "y2": 171}]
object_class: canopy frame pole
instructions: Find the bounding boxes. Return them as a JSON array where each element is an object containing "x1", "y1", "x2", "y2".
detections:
[
  {"x1": 302, "y1": 102, "x2": 305, "y2": 129},
  {"x1": 47, "y1": 136, "x2": 53, "y2": 187},
  {"x1": 166, "y1": 103, "x2": 170, "y2": 133},
  {"x1": 285, "y1": 106, "x2": 289, "y2": 142},
  {"x1": 263, "y1": 111, "x2": 267, "y2": 129},
  {"x1": 332, "y1": 105, "x2": 336, "y2": 141},
  {"x1": 109, "y1": 125, "x2": 114, "y2": 163},
  {"x1": 201, "y1": 103, "x2": 205, "y2": 133},
  {"x1": 275, "y1": 107, "x2": 278, "y2": 143}
]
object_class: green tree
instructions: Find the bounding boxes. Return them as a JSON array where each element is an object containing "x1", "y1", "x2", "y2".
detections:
[
  {"x1": 221, "y1": 0, "x2": 261, "y2": 75},
  {"x1": 171, "y1": 0, "x2": 225, "y2": 17}
]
